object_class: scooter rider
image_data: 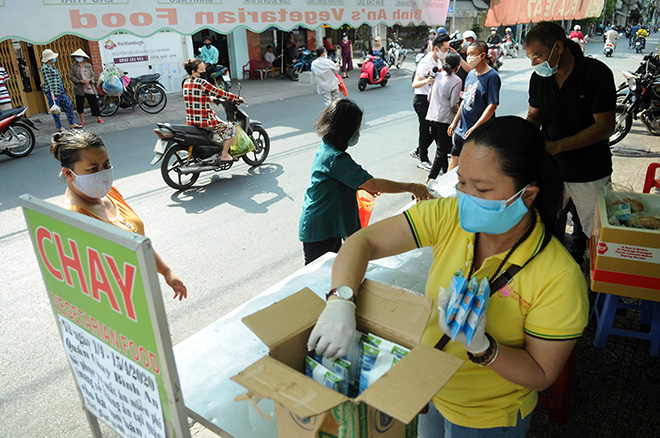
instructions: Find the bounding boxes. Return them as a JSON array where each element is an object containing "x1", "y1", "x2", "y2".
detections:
[
  {"x1": 182, "y1": 59, "x2": 244, "y2": 163},
  {"x1": 199, "y1": 38, "x2": 219, "y2": 81},
  {"x1": 636, "y1": 26, "x2": 648, "y2": 49},
  {"x1": 605, "y1": 27, "x2": 619, "y2": 50},
  {"x1": 486, "y1": 28, "x2": 502, "y2": 48}
]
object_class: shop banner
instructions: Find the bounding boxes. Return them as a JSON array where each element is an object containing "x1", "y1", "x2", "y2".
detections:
[
  {"x1": 485, "y1": 0, "x2": 605, "y2": 27},
  {"x1": 21, "y1": 195, "x2": 190, "y2": 438},
  {"x1": 0, "y1": 0, "x2": 450, "y2": 45}
]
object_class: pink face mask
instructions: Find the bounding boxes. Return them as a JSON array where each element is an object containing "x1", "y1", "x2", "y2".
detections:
[{"x1": 69, "y1": 167, "x2": 114, "y2": 199}]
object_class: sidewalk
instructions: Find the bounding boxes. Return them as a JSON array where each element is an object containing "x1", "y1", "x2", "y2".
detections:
[{"x1": 31, "y1": 62, "x2": 413, "y2": 143}]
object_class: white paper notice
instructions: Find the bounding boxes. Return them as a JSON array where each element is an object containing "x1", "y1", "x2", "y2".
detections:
[{"x1": 59, "y1": 316, "x2": 165, "y2": 438}]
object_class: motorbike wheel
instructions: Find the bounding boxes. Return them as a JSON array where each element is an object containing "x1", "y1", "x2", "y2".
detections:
[
  {"x1": 510, "y1": 47, "x2": 519, "y2": 58},
  {"x1": 98, "y1": 95, "x2": 119, "y2": 116},
  {"x1": 137, "y1": 84, "x2": 167, "y2": 114},
  {"x1": 290, "y1": 67, "x2": 301, "y2": 81},
  {"x1": 3, "y1": 122, "x2": 35, "y2": 158},
  {"x1": 242, "y1": 126, "x2": 270, "y2": 166},
  {"x1": 358, "y1": 78, "x2": 367, "y2": 91},
  {"x1": 380, "y1": 79, "x2": 388, "y2": 87},
  {"x1": 161, "y1": 144, "x2": 200, "y2": 190},
  {"x1": 609, "y1": 104, "x2": 633, "y2": 146}
]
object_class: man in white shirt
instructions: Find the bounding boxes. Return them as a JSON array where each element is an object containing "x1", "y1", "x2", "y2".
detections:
[
  {"x1": 605, "y1": 28, "x2": 619, "y2": 49},
  {"x1": 311, "y1": 47, "x2": 340, "y2": 107},
  {"x1": 410, "y1": 33, "x2": 449, "y2": 171},
  {"x1": 264, "y1": 45, "x2": 280, "y2": 67}
]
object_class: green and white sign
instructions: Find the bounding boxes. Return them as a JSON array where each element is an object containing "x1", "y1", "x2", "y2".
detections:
[{"x1": 21, "y1": 195, "x2": 190, "y2": 438}]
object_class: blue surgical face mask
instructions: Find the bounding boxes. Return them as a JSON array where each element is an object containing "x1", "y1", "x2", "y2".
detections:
[
  {"x1": 532, "y1": 43, "x2": 559, "y2": 77},
  {"x1": 456, "y1": 185, "x2": 530, "y2": 234},
  {"x1": 347, "y1": 130, "x2": 360, "y2": 147}
]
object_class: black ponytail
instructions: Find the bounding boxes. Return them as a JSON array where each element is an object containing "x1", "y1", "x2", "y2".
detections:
[
  {"x1": 467, "y1": 116, "x2": 565, "y2": 238},
  {"x1": 443, "y1": 52, "x2": 461, "y2": 75}
]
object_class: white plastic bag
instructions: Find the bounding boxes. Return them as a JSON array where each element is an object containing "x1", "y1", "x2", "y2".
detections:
[{"x1": 49, "y1": 104, "x2": 61, "y2": 114}]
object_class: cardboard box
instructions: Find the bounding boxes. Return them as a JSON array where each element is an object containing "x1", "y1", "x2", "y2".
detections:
[
  {"x1": 590, "y1": 189, "x2": 660, "y2": 301},
  {"x1": 231, "y1": 279, "x2": 463, "y2": 438}
]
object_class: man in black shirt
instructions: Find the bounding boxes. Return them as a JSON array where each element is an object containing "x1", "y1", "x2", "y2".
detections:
[{"x1": 525, "y1": 21, "x2": 615, "y2": 263}]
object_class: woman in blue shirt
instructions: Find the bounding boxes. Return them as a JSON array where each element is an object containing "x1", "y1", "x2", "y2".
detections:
[{"x1": 299, "y1": 98, "x2": 433, "y2": 264}]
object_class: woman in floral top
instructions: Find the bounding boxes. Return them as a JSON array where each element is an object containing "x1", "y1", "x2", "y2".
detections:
[
  {"x1": 40, "y1": 49, "x2": 80, "y2": 131},
  {"x1": 69, "y1": 48, "x2": 103, "y2": 126},
  {"x1": 182, "y1": 58, "x2": 244, "y2": 163}
]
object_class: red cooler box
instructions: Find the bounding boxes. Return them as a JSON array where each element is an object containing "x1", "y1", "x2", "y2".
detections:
[{"x1": 590, "y1": 189, "x2": 660, "y2": 301}]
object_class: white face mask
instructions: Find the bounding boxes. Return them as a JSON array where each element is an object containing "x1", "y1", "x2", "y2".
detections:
[
  {"x1": 75, "y1": 57, "x2": 85, "y2": 62},
  {"x1": 436, "y1": 49, "x2": 448, "y2": 60},
  {"x1": 69, "y1": 167, "x2": 114, "y2": 199},
  {"x1": 466, "y1": 54, "x2": 481, "y2": 67}
]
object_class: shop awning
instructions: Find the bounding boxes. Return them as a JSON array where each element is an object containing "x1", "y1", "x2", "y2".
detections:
[
  {"x1": 484, "y1": 0, "x2": 605, "y2": 27},
  {"x1": 0, "y1": 0, "x2": 450, "y2": 44},
  {"x1": 451, "y1": 0, "x2": 489, "y2": 18}
]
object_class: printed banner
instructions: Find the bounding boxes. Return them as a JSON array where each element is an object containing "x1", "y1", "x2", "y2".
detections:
[
  {"x1": 0, "y1": 0, "x2": 450, "y2": 44},
  {"x1": 484, "y1": 0, "x2": 605, "y2": 27}
]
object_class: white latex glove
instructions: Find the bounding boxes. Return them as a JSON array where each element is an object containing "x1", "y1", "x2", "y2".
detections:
[
  {"x1": 307, "y1": 299, "x2": 356, "y2": 361},
  {"x1": 436, "y1": 287, "x2": 489, "y2": 354}
]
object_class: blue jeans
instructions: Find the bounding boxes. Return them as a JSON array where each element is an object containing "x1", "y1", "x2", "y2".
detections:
[{"x1": 418, "y1": 402, "x2": 532, "y2": 438}]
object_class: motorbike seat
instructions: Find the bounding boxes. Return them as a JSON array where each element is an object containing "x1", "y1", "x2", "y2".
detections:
[
  {"x1": 0, "y1": 107, "x2": 24, "y2": 120},
  {"x1": 165, "y1": 123, "x2": 210, "y2": 135},
  {"x1": 135, "y1": 73, "x2": 161, "y2": 83}
]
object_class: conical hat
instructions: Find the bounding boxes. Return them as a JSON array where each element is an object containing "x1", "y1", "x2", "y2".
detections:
[{"x1": 70, "y1": 48, "x2": 89, "y2": 59}]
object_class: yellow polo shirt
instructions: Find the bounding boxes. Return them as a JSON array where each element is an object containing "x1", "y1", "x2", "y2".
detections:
[{"x1": 404, "y1": 197, "x2": 588, "y2": 428}]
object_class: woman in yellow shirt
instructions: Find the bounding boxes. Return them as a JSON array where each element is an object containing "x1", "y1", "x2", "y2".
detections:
[
  {"x1": 50, "y1": 130, "x2": 187, "y2": 300},
  {"x1": 307, "y1": 116, "x2": 588, "y2": 436}
]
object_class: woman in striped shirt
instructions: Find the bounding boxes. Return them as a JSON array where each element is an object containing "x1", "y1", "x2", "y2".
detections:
[{"x1": 40, "y1": 49, "x2": 81, "y2": 131}]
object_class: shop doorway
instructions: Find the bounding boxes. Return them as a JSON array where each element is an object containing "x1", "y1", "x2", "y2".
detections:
[
  {"x1": 16, "y1": 41, "x2": 48, "y2": 114},
  {"x1": 192, "y1": 31, "x2": 231, "y2": 76}
]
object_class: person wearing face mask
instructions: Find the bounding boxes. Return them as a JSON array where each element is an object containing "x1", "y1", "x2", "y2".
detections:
[
  {"x1": 447, "y1": 41, "x2": 501, "y2": 171},
  {"x1": 410, "y1": 33, "x2": 450, "y2": 172},
  {"x1": 299, "y1": 98, "x2": 433, "y2": 265},
  {"x1": 199, "y1": 38, "x2": 219, "y2": 81},
  {"x1": 306, "y1": 116, "x2": 588, "y2": 437},
  {"x1": 454, "y1": 30, "x2": 477, "y2": 86},
  {"x1": 41, "y1": 49, "x2": 81, "y2": 132},
  {"x1": 339, "y1": 33, "x2": 354, "y2": 78},
  {"x1": 367, "y1": 36, "x2": 386, "y2": 80},
  {"x1": 311, "y1": 47, "x2": 341, "y2": 107},
  {"x1": 69, "y1": 49, "x2": 103, "y2": 126},
  {"x1": 50, "y1": 130, "x2": 188, "y2": 301},
  {"x1": 525, "y1": 21, "x2": 615, "y2": 265}
]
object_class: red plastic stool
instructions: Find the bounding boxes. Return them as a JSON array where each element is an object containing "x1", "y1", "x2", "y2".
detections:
[
  {"x1": 536, "y1": 344, "x2": 577, "y2": 423},
  {"x1": 643, "y1": 162, "x2": 660, "y2": 193}
]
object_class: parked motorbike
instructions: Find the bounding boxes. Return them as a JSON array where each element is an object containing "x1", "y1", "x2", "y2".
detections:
[
  {"x1": 387, "y1": 39, "x2": 407, "y2": 69},
  {"x1": 610, "y1": 54, "x2": 660, "y2": 145},
  {"x1": 502, "y1": 39, "x2": 520, "y2": 58},
  {"x1": 603, "y1": 41, "x2": 615, "y2": 57},
  {"x1": 290, "y1": 47, "x2": 314, "y2": 81},
  {"x1": 636, "y1": 36, "x2": 646, "y2": 53},
  {"x1": 0, "y1": 106, "x2": 37, "y2": 158},
  {"x1": 151, "y1": 88, "x2": 270, "y2": 190},
  {"x1": 98, "y1": 72, "x2": 167, "y2": 117},
  {"x1": 487, "y1": 44, "x2": 503, "y2": 70},
  {"x1": 357, "y1": 54, "x2": 390, "y2": 91}
]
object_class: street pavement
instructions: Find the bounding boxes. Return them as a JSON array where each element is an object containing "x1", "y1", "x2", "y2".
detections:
[{"x1": 2, "y1": 38, "x2": 660, "y2": 437}]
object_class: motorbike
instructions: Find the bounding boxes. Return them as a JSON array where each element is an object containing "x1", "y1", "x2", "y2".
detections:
[
  {"x1": 289, "y1": 47, "x2": 314, "y2": 81},
  {"x1": 610, "y1": 54, "x2": 660, "y2": 145},
  {"x1": 487, "y1": 44, "x2": 503, "y2": 70},
  {"x1": 387, "y1": 39, "x2": 407, "y2": 69},
  {"x1": 357, "y1": 54, "x2": 390, "y2": 91},
  {"x1": 151, "y1": 87, "x2": 270, "y2": 190},
  {"x1": 636, "y1": 36, "x2": 646, "y2": 53},
  {"x1": 603, "y1": 41, "x2": 615, "y2": 57},
  {"x1": 502, "y1": 39, "x2": 520, "y2": 58},
  {"x1": 208, "y1": 64, "x2": 232, "y2": 91},
  {"x1": 0, "y1": 106, "x2": 37, "y2": 158},
  {"x1": 98, "y1": 72, "x2": 167, "y2": 117}
]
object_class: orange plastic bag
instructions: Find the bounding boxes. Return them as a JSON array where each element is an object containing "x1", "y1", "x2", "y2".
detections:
[
  {"x1": 336, "y1": 73, "x2": 348, "y2": 97},
  {"x1": 357, "y1": 190, "x2": 376, "y2": 228}
]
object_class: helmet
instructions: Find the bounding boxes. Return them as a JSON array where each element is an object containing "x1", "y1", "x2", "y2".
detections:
[
  {"x1": 505, "y1": 27, "x2": 512, "y2": 33},
  {"x1": 574, "y1": 25, "x2": 581, "y2": 31},
  {"x1": 463, "y1": 30, "x2": 477, "y2": 41},
  {"x1": 437, "y1": 27, "x2": 447, "y2": 35},
  {"x1": 428, "y1": 28, "x2": 436, "y2": 35}
]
